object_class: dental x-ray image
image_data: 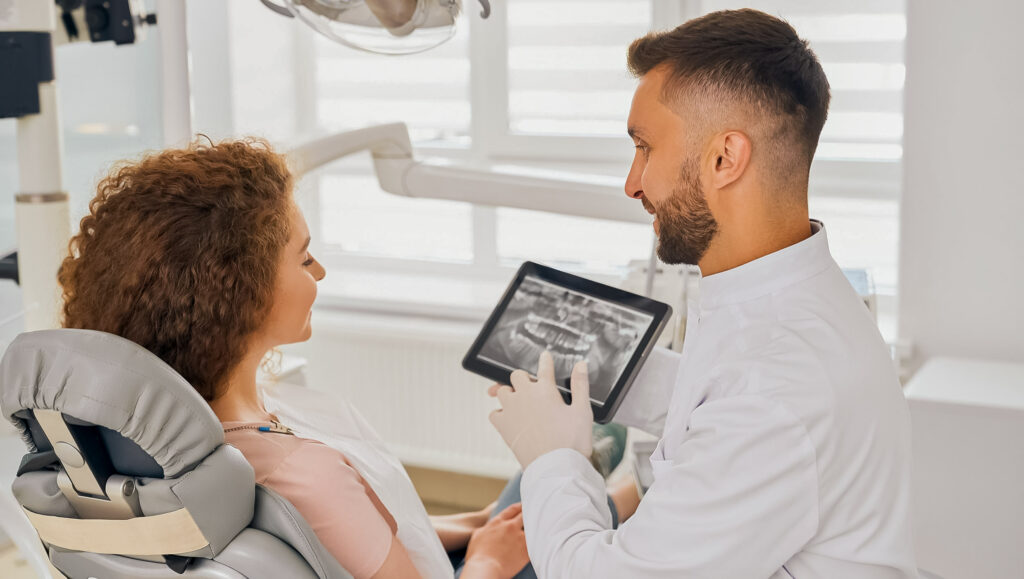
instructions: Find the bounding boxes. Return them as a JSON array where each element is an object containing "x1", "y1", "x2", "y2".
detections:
[{"x1": 477, "y1": 276, "x2": 654, "y2": 405}]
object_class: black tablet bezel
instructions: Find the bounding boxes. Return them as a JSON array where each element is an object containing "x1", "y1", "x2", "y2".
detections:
[{"x1": 462, "y1": 261, "x2": 673, "y2": 423}]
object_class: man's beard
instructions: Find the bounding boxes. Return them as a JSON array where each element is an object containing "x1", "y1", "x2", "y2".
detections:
[{"x1": 646, "y1": 158, "x2": 719, "y2": 266}]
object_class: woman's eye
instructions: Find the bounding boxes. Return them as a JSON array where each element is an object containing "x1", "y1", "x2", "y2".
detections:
[{"x1": 302, "y1": 254, "x2": 315, "y2": 267}]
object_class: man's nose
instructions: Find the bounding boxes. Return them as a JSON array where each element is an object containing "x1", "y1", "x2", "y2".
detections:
[{"x1": 624, "y1": 166, "x2": 643, "y2": 199}]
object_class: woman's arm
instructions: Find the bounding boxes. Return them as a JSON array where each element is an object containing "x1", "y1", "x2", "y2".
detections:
[
  {"x1": 370, "y1": 536, "x2": 423, "y2": 579},
  {"x1": 609, "y1": 476, "x2": 642, "y2": 523},
  {"x1": 430, "y1": 502, "x2": 493, "y2": 551},
  {"x1": 264, "y1": 441, "x2": 412, "y2": 579}
]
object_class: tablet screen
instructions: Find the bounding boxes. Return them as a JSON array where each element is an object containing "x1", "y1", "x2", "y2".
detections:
[{"x1": 476, "y1": 275, "x2": 656, "y2": 406}]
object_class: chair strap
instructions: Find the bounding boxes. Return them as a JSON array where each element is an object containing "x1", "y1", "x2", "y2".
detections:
[{"x1": 22, "y1": 506, "x2": 210, "y2": 556}]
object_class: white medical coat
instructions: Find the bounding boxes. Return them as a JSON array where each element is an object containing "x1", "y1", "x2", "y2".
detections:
[{"x1": 520, "y1": 221, "x2": 918, "y2": 578}]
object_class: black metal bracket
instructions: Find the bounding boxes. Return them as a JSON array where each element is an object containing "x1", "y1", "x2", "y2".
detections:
[
  {"x1": 0, "y1": 32, "x2": 55, "y2": 119},
  {"x1": 0, "y1": 251, "x2": 18, "y2": 285}
]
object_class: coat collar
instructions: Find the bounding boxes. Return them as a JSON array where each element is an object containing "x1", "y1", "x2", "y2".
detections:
[{"x1": 697, "y1": 219, "x2": 834, "y2": 311}]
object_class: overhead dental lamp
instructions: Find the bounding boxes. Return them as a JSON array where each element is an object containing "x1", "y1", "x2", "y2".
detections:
[{"x1": 261, "y1": 0, "x2": 492, "y2": 55}]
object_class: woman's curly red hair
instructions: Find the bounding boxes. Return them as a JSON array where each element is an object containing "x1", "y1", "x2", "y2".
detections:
[{"x1": 58, "y1": 137, "x2": 294, "y2": 400}]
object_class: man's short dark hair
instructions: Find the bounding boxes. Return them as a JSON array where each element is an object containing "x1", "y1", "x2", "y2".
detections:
[{"x1": 628, "y1": 9, "x2": 830, "y2": 171}]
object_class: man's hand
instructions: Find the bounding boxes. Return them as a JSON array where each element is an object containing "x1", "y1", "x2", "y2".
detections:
[{"x1": 488, "y1": 350, "x2": 594, "y2": 469}]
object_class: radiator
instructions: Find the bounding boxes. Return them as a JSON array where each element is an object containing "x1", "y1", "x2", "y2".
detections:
[{"x1": 287, "y1": 310, "x2": 520, "y2": 479}]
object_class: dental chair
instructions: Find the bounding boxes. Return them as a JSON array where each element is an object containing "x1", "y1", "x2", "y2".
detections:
[{"x1": 0, "y1": 329, "x2": 353, "y2": 578}]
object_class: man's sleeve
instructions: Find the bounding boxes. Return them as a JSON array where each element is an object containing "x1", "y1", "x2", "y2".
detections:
[
  {"x1": 610, "y1": 347, "x2": 682, "y2": 435},
  {"x1": 521, "y1": 395, "x2": 819, "y2": 579}
]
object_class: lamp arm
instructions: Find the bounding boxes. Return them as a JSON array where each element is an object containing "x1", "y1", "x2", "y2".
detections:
[
  {"x1": 402, "y1": 162, "x2": 648, "y2": 224},
  {"x1": 289, "y1": 122, "x2": 414, "y2": 177},
  {"x1": 288, "y1": 124, "x2": 649, "y2": 224}
]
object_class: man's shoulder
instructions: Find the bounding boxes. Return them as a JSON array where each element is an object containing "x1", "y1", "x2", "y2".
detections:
[
  {"x1": 705, "y1": 317, "x2": 890, "y2": 404},
  {"x1": 721, "y1": 286, "x2": 889, "y2": 377}
]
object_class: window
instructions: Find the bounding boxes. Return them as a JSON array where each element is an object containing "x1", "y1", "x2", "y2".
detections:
[
  {"x1": 226, "y1": 0, "x2": 905, "y2": 304},
  {"x1": 494, "y1": 1, "x2": 654, "y2": 271},
  {"x1": 299, "y1": 0, "x2": 659, "y2": 278},
  {"x1": 506, "y1": 0, "x2": 651, "y2": 137},
  {"x1": 314, "y1": 22, "x2": 471, "y2": 143},
  {"x1": 319, "y1": 171, "x2": 473, "y2": 262},
  {"x1": 308, "y1": 6, "x2": 477, "y2": 266}
]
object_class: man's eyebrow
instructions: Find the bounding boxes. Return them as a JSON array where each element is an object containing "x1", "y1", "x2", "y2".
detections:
[
  {"x1": 627, "y1": 126, "x2": 648, "y2": 141},
  {"x1": 299, "y1": 236, "x2": 311, "y2": 253}
]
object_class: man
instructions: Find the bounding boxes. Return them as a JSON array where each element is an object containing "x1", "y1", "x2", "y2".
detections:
[{"x1": 488, "y1": 9, "x2": 918, "y2": 578}]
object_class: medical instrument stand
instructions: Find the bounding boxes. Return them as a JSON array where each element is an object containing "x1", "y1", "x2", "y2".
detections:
[
  {"x1": 2, "y1": 0, "x2": 175, "y2": 333},
  {"x1": 1, "y1": 1, "x2": 70, "y2": 332}
]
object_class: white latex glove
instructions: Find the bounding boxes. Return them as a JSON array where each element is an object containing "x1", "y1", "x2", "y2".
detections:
[{"x1": 488, "y1": 350, "x2": 594, "y2": 469}]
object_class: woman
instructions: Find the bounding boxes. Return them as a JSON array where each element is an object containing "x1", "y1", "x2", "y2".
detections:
[{"x1": 57, "y1": 138, "x2": 637, "y2": 578}]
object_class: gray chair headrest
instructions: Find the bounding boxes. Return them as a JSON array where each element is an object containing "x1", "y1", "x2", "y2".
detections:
[{"x1": 0, "y1": 329, "x2": 222, "y2": 478}]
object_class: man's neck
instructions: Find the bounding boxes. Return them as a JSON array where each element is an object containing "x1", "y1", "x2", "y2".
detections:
[{"x1": 699, "y1": 216, "x2": 811, "y2": 277}]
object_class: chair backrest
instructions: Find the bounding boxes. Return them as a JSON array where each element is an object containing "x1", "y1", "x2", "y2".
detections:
[{"x1": 1, "y1": 329, "x2": 352, "y2": 578}]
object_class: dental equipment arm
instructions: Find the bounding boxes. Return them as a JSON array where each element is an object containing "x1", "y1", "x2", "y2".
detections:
[{"x1": 287, "y1": 123, "x2": 651, "y2": 224}]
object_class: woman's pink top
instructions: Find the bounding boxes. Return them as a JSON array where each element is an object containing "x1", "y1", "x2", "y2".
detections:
[{"x1": 223, "y1": 421, "x2": 398, "y2": 579}]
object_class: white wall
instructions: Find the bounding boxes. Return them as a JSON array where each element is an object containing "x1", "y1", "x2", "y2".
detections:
[
  {"x1": 899, "y1": 0, "x2": 1024, "y2": 369},
  {"x1": 187, "y1": 0, "x2": 235, "y2": 138},
  {"x1": 285, "y1": 309, "x2": 520, "y2": 478},
  {"x1": 224, "y1": 0, "x2": 305, "y2": 142}
]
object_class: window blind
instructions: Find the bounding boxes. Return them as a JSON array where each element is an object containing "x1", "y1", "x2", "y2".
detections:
[
  {"x1": 314, "y1": 16, "x2": 472, "y2": 143},
  {"x1": 506, "y1": 0, "x2": 652, "y2": 137}
]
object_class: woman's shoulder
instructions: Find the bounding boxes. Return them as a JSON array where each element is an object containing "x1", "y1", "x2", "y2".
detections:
[
  {"x1": 222, "y1": 423, "x2": 345, "y2": 483},
  {"x1": 222, "y1": 425, "x2": 399, "y2": 579}
]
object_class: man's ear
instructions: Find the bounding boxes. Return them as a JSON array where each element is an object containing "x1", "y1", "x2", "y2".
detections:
[{"x1": 707, "y1": 130, "x2": 752, "y2": 191}]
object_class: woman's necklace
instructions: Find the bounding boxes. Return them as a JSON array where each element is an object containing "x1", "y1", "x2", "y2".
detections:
[{"x1": 223, "y1": 419, "x2": 294, "y2": 435}]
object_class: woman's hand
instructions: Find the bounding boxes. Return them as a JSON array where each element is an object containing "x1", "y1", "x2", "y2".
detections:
[
  {"x1": 461, "y1": 503, "x2": 530, "y2": 579},
  {"x1": 478, "y1": 500, "x2": 498, "y2": 520},
  {"x1": 431, "y1": 500, "x2": 497, "y2": 551}
]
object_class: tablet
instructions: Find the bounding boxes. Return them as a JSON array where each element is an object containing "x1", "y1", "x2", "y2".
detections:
[{"x1": 462, "y1": 261, "x2": 673, "y2": 423}]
